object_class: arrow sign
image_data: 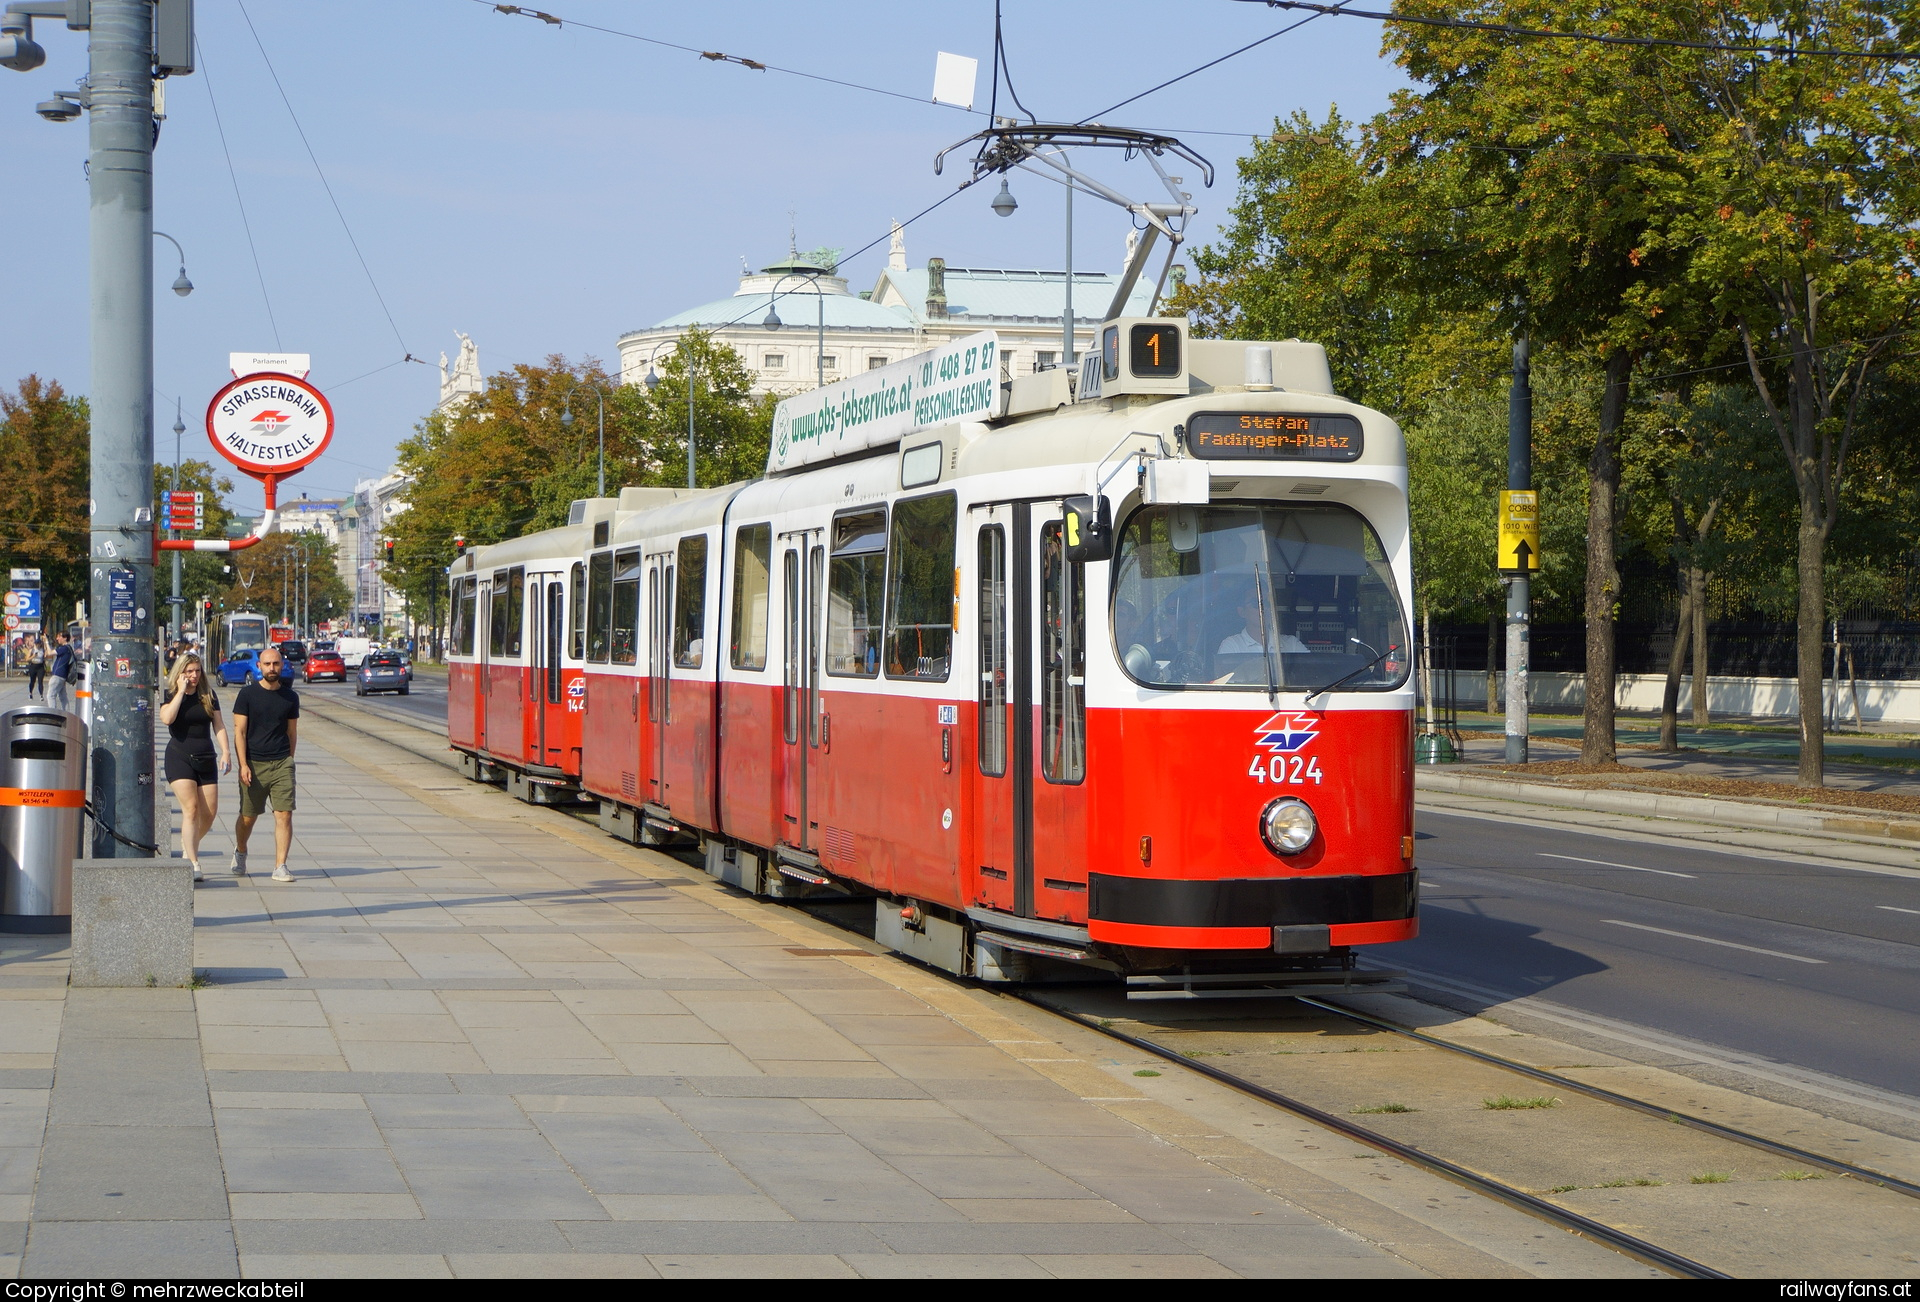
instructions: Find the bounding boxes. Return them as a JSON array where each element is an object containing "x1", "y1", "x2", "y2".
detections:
[{"x1": 1498, "y1": 490, "x2": 1541, "y2": 574}]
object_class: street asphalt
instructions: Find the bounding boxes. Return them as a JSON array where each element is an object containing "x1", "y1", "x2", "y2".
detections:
[{"x1": 1405, "y1": 808, "x2": 1920, "y2": 1102}]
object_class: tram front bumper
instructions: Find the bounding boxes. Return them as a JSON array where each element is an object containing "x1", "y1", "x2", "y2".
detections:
[{"x1": 1086, "y1": 870, "x2": 1418, "y2": 950}]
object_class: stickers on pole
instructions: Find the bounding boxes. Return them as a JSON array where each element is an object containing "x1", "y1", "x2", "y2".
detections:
[
  {"x1": 206, "y1": 372, "x2": 334, "y2": 478},
  {"x1": 1498, "y1": 490, "x2": 1540, "y2": 573}
]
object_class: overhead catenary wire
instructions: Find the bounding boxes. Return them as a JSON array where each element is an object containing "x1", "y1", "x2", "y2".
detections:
[
  {"x1": 477, "y1": 0, "x2": 984, "y2": 116},
  {"x1": 1236, "y1": 0, "x2": 1920, "y2": 60},
  {"x1": 233, "y1": 0, "x2": 420, "y2": 365},
  {"x1": 195, "y1": 35, "x2": 281, "y2": 351},
  {"x1": 1080, "y1": 0, "x2": 1357, "y2": 123}
]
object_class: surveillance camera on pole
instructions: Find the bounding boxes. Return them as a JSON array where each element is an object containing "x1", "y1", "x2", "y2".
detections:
[{"x1": 4, "y1": 0, "x2": 196, "y2": 858}]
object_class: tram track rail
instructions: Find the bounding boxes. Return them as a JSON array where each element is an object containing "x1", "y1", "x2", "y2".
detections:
[
  {"x1": 314, "y1": 695, "x2": 1912, "y2": 1277},
  {"x1": 1020, "y1": 992, "x2": 1730, "y2": 1279}
]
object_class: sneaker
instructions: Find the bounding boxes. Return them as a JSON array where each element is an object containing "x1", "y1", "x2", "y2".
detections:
[
  {"x1": 230, "y1": 852, "x2": 247, "y2": 877},
  {"x1": 271, "y1": 865, "x2": 294, "y2": 883},
  {"x1": 190, "y1": 859, "x2": 203, "y2": 883}
]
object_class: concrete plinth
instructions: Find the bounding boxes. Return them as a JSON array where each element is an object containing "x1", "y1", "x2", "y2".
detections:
[{"x1": 70, "y1": 858, "x2": 194, "y2": 987}]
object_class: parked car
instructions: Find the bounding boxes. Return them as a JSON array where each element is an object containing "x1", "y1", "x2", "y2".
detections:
[
  {"x1": 217, "y1": 648, "x2": 260, "y2": 686},
  {"x1": 356, "y1": 650, "x2": 410, "y2": 696},
  {"x1": 304, "y1": 648, "x2": 347, "y2": 682}
]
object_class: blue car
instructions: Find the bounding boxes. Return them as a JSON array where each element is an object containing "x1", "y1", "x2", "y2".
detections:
[{"x1": 218, "y1": 648, "x2": 261, "y2": 686}]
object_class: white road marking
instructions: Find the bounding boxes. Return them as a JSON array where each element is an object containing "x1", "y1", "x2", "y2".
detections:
[
  {"x1": 1602, "y1": 919, "x2": 1825, "y2": 964},
  {"x1": 1538, "y1": 853, "x2": 1695, "y2": 879},
  {"x1": 1877, "y1": 905, "x2": 1920, "y2": 916}
]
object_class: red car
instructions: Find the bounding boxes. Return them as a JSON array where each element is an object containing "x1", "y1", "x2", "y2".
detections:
[{"x1": 304, "y1": 649, "x2": 347, "y2": 682}]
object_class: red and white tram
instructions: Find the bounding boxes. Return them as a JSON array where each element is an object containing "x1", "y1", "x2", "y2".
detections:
[{"x1": 448, "y1": 319, "x2": 1416, "y2": 981}]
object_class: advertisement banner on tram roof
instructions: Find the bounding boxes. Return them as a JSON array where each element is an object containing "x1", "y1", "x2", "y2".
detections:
[{"x1": 768, "y1": 330, "x2": 1002, "y2": 474}]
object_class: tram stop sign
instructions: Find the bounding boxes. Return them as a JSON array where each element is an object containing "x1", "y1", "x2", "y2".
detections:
[
  {"x1": 205, "y1": 372, "x2": 334, "y2": 478},
  {"x1": 1498, "y1": 489, "x2": 1541, "y2": 574}
]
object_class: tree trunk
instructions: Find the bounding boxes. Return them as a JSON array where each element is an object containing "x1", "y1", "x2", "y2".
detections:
[
  {"x1": 1690, "y1": 566, "x2": 1709, "y2": 726},
  {"x1": 1581, "y1": 349, "x2": 1632, "y2": 765},
  {"x1": 1796, "y1": 490, "x2": 1825, "y2": 785},
  {"x1": 1658, "y1": 585, "x2": 1694, "y2": 751}
]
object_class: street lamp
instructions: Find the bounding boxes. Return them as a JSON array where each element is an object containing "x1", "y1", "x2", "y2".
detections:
[
  {"x1": 154, "y1": 229, "x2": 192, "y2": 296},
  {"x1": 557, "y1": 379, "x2": 608, "y2": 497},
  {"x1": 991, "y1": 178, "x2": 1018, "y2": 217},
  {"x1": 762, "y1": 267, "x2": 828, "y2": 391},
  {"x1": 643, "y1": 339, "x2": 702, "y2": 490}
]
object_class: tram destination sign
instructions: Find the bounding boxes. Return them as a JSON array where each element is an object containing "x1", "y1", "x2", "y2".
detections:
[
  {"x1": 205, "y1": 372, "x2": 335, "y2": 478},
  {"x1": 1185, "y1": 411, "x2": 1364, "y2": 462},
  {"x1": 768, "y1": 330, "x2": 1004, "y2": 474}
]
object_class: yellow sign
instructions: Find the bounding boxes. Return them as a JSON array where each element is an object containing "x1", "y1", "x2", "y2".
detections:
[{"x1": 1498, "y1": 490, "x2": 1540, "y2": 573}]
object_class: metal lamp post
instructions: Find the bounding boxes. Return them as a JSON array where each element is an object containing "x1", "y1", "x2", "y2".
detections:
[
  {"x1": 642, "y1": 340, "x2": 701, "y2": 490},
  {"x1": 558, "y1": 380, "x2": 608, "y2": 497},
  {"x1": 762, "y1": 268, "x2": 827, "y2": 390},
  {"x1": 3, "y1": 0, "x2": 198, "y2": 857}
]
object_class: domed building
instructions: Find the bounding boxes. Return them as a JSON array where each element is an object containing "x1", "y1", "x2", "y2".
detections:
[{"x1": 617, "y1": 225, "x2": 1157, "y2": 396}]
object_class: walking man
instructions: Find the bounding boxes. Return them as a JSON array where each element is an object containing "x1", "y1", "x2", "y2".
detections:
[
  {"x1": 47, "y1": 633, "x2": 74, "y2": 712},
  {"x1": 231, "y1": 644, "x2": 299, "y2": 883}
]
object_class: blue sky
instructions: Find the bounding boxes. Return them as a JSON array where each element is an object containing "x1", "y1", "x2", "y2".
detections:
[{"x1": 1, "y1": 0, "x2": 1411, "y2": 513}]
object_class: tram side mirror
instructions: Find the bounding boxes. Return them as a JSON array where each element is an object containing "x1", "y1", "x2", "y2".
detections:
[{"x1": 1063, "y1": 496, "x2": 1113, "y2": 563}]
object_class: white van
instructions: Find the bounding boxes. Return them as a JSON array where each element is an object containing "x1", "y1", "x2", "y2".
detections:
[{"x1": 334, "y1": 636, "x2": 373, "y2": 668}]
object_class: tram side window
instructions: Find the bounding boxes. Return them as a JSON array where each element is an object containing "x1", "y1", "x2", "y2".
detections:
[
  {"x1": 673, "y1": 536, "x2": 709, "y2": 668},
  {"x1": 489, "y1": 571, "x2": 509, "y2": 657},
  {"x1": 731, "y1": 525, "x2": 772, "y2": 671},
  {"x1": 586, "y1": 551, "x2": 613, "y2": 663},
  {"x1": 505, "y1": 567, "x2": 525, "y2": 657},
  {"x1": 455, "y1": 578, "x2": 477, "y2": 656},
  {"x1": 568, "y1": 563, "x2": 585, "y2": 661},
  {"x1": 1041, "y1": 522, "x2": 1086, "y2": 784},
  {"x1": 884, "y1": 493, "x2": 956, "y2": 681},
  {"x1": 782, "y1": 550, "x2": 800, "y2": 743},
  {"x1": 610, "y1": 548, "x2": 641, "y2": 665},
  {"x1": 977, "y1": 526, "x2": 1007, "y2": 777},
  {"x1": 825, "y1": 508, "x2": 887, "y2": 678}
]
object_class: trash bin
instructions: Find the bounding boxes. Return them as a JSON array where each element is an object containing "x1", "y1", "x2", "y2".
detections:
[{"x1": 0, "y1": 707, "x2": 86, "y2": 932}]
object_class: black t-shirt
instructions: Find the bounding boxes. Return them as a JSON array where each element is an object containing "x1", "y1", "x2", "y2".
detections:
[
  {"x1": 166, "y1": 688, "x2": 221, "y2": 753},
  {"x1": 233, "y1": 681, "x2": 300, "y2": 760}
]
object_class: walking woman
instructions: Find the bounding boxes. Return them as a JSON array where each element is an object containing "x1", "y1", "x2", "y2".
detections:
[
  {"x1": 159, "y1": 652, "x2": 232, "y2": 882},
  {"x1": 23, "y1": 636, "x2": 46, "y2": 701}
]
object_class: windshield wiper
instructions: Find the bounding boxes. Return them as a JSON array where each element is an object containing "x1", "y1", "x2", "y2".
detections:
[
  {"x1": 1306, "y1": 637, "x2": 1397, "y2": 702},
  {"x1": 1254, "y1": 561, "x2": 1281, "y2": 705}
]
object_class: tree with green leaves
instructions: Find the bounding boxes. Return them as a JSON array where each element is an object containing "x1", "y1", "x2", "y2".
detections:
[
  {"x1": 0, "y1": 377, "x2": 89, "y2": 631},
  {"x1": 1638, "y1": 1, "x2": 1920, "y2": 783}
]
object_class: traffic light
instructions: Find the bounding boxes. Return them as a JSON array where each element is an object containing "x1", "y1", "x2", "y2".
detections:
[
  {"x1": 202, "y1": 598, "x2": 212, "y2": 617},
  {"x1": 452, "y1": 535, "x2": 467, "y2": 558},
  {"x1": 383, "y1": 539, "x2": 395, "y2": 565}
]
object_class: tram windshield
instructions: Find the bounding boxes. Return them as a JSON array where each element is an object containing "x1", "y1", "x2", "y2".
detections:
[{"x1": 1112, "y1": 503, "x2": 1408, "y2": 692}]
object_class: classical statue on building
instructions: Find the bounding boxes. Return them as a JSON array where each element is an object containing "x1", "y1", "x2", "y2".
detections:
[{"x1": 437, "y1": 332, "x2": 483, "y2": 412}]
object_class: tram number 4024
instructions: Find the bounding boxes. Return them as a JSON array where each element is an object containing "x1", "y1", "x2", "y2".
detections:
[{"x1": 1249, "y1": 754, "x2": 1324, "y2": 785}]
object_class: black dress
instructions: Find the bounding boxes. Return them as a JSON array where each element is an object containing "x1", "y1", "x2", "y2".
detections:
[{"x1": 163, "y1": 688, "x2": 222, "y2": 784}]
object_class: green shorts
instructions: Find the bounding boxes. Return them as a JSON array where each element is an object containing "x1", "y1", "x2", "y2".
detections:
[{"x1": 240, "y1": 756, "x2": 297, "y2": 816}]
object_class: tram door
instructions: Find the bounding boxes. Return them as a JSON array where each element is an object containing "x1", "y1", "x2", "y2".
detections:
[
  {"x1": 970, "y1": 503, "x2": 1088, "y2": 922},
  {"x1": 529, "y1": 576, "x2": 564, "y2": 767},
  {"x1": 645, "y1": 552, "x2": 672, "y2": 801},
  {"x1": 778, "y1": 533, "x2": 823, "y2": 851}
]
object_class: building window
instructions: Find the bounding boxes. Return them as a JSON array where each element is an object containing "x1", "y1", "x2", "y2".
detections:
[
  {"x1": 763, "y1": 353, "x2": 785, "y2": 369},
  {"x1": 1000, "y1": 352, "x2": 1014, "y2": 382},
  {"x1": 1035, "y1": 352, "x2": 1057, "y2": 372},
  {"x1": 821, "y1": 355, "x2": 839, "y2": 371},
  {"x1": 868, "y1": 356, "x2": 888, "y2": 371}
]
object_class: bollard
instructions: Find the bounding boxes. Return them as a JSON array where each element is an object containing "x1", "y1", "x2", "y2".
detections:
[{"x1": 69, "y1": 858, "x2": 194, "y2": 987}]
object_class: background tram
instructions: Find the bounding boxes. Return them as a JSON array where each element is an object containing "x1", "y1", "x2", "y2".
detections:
[
  {"x1": 211, "y1": 610, "x2": 270, "y2": 664},
  {"x1": 448, "y1": 319, "x2": 1417, "y2": 982}
]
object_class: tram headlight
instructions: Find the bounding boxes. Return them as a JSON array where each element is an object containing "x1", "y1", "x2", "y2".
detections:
[{"x1": 1260, "y1": 797, "x2": 1317, "y2": 857}]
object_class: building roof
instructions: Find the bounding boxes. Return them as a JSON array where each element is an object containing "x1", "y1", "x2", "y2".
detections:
[
  {"x1": 873, "y1": 266, "x2": 1156, "y2": 327},
  {"x1": 648, "y1": 290, "x2": 914, "y2": 334}
]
